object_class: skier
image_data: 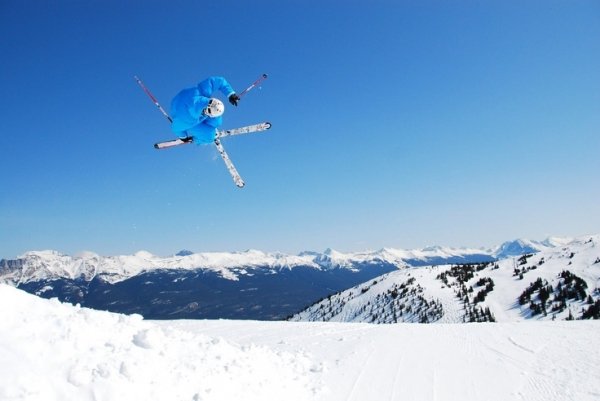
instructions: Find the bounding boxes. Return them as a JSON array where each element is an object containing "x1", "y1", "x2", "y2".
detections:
[{"x1": 170, "y1": 76, "x2": 241, "y2": 144}]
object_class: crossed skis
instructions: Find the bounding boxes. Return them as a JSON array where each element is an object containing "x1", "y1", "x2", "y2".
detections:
[
  {"x1": 153, "y1": 122, "x2": 272, "y2": 149},
  {"x1": 135, "y1": 74, "x2": 270, "y2": 188}
]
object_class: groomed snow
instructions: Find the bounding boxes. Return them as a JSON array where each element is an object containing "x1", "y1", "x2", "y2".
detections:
[{"x1": 1, "y1": 284, "x2": 599, "y2": 401}]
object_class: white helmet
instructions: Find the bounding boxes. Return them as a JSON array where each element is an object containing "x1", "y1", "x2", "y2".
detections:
[{"x1": 205, "y1": 98, "x2": 225, "y2": 117}]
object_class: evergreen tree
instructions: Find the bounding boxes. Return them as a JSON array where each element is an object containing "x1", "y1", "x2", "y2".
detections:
[
  {"x1": 581, "y1": 300, "x2": 600, "y2": 319},
  {"x1": 566, "y1": 309, "x2": 574, "y2": 321}
]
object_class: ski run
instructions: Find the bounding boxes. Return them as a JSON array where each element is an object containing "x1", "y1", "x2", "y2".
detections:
[{"x1": 1, "y1": 284, "x2": 599, "y2": 401}]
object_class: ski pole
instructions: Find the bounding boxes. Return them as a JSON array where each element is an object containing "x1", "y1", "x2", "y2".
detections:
[
  {"x1": 134, "y1": 75, "x2": 173, "y2": 123},
  {"x1": 238, "y1": 73, "x2": 268, "y2": 99}
]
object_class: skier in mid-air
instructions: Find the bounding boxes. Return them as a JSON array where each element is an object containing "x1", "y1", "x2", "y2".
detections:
[
  {"x1": 135, "y1": 73, "x2": 269, "y2": 187},
  {"x1": 170, "y1": 76, "x2": 241, "y2": 144}
]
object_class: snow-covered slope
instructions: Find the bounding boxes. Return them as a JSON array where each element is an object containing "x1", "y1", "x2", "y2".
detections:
[
  {"x1": 291, "y1": 235, "x2": 600, "y2": 323},
  {"x1": 1, "y1": 284, "x2": 599, "y2": 401}
]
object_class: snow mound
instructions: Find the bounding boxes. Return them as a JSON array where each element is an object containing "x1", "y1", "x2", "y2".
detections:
[{"x1": 0, "y1": 285, "x2": 321, "y2": 401}]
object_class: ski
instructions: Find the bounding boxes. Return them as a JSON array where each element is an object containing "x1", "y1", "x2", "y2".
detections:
[
  {"x1": 154, "y1": 137, "x2": 193, "y2": 149},
  {"x1": 216, "y1": 122, "x2": 271, "y2": 138},
  {"x1": 153, "y1": 136, "x2": 245, "y2": 187},
  {"x1": 214, "y1": 138, "x2": 245, "y2": 188},
  {"x1": 154, "y1": 122, "x2": 271, "y2": 149}
]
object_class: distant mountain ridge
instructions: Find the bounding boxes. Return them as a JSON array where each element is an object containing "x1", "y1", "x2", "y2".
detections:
[
  {"x1": 0, "y1": 236, "x2": 585, "y2": 320},
  {"x1": 0, "y1": 236, "x2": 574, "y2": 285}
]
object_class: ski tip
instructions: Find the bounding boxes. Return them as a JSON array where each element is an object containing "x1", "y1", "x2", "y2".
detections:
[
  {"x1": 236, "y1": 182, "x2": 245, "y2": 188},
  {"x1": 153, "y1": 143, "x2": 160, "y2": 149},
  {"x1": 262, "y1": 73, "x2": 268, "y2": 78},
  {"x1": 265, "y1": 122, "x2": 272, "y2": 129}
]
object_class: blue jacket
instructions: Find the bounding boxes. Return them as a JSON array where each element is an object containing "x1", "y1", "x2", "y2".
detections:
[{"x1": 170, "y1": 76, "x2": 235, "y2": 143}]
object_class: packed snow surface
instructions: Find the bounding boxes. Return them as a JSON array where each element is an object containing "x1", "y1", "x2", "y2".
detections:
[{"x1": 1, "y1": 285, "x2": 599, "y2": 401}]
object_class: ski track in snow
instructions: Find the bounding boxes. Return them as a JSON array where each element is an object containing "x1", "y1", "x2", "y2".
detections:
[{"x1": 170, "y1": 319, "x2": 600, "y2": 401}]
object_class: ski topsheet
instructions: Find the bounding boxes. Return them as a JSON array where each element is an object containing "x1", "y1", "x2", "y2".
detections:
[
  {"x1": 217, "y1": 122, "x2": 271, "y2": 138},
  {"x1": 154, "y1": 122, "x2": 271, "y2": 149}
]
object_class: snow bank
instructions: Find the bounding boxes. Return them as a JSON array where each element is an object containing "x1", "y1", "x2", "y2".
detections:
[{"x1": 0, "y1": 285, "x2": 321, "y2": 401}]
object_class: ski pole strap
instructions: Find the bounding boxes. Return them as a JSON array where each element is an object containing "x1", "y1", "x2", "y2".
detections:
[{"x1": 238, "y1": 73, "x2": 268, "y2": 99}]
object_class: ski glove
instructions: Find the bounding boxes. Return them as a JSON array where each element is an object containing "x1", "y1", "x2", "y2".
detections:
[{"x1": 229, "y1": 93, "x2": 240, "y2": 106}]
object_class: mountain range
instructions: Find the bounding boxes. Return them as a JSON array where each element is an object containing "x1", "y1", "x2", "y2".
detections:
[{"x1": 0, "y1": 236, "x2": 592, "y2": 320}]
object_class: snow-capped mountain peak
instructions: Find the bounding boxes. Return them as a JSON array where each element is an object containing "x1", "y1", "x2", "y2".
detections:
[
  {"x1": 74, "y1": 251, "x2": 101, "y2": 259},
  {"x1": 541, "y1": 236, "x2": 576, "y2": 247},
  {"x1": 493, "y1": 238, "x2": 546, "y2": 259}
]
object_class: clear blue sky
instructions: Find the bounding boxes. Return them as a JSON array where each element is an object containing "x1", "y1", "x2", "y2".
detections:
[{"x1": 1, "y1": 1, "x2": 599, "y2": 258}]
